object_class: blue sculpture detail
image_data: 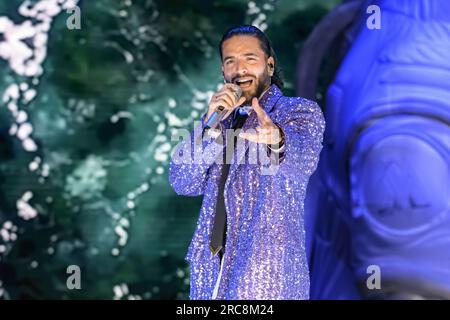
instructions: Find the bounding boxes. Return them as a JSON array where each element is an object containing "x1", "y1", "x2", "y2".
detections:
[{"x1": 306, "y1": 0, "x2": 450, "y2": 299}]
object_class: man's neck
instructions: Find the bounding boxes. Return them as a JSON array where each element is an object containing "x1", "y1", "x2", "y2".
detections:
[{"x1": 258, "y1": 85, "x2": 271, "y2": 100}]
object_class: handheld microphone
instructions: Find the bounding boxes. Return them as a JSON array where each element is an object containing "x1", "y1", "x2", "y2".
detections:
[{"x1": 204, "y1": 85, "x2": 243, "y2": 130}]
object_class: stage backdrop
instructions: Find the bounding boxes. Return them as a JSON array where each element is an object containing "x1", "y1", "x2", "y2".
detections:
[{"x1": 0, "y1": 0, "x2": 339, "y2": 299}]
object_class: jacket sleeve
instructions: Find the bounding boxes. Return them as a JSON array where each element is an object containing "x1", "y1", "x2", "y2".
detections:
[
  {"x1": 169, "y1": 115, "x2": 225, "y2": 196},
  {"x1": 273, "y1": 98, "x2": 325, "y2": 183}
]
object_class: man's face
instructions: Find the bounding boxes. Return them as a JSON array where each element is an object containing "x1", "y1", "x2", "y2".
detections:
[{"x1": 221, "y1": 35, "x2": 274, "y2": 104}]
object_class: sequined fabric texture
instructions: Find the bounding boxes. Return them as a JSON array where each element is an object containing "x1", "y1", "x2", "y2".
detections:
[{"x1": 169, "y1": 85, "x2": 325, "y2": 300}]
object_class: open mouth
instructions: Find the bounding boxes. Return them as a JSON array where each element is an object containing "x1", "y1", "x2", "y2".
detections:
[{"x1": 235, "y1": 78, "x2": 253, "y2": 89}]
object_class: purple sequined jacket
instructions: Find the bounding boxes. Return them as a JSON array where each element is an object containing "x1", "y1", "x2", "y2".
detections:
[{"x1": 169, "y1": 85, "x2": 325, "y2": 299}]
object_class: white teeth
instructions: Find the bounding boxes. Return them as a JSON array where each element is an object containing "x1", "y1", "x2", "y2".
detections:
[{"x1": 236, "y1": 79, "x2": 252, "y2": 85}]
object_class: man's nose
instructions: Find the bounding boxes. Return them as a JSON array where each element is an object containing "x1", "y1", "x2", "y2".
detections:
[{"x1": 235, "y1": 60, "x2": 248, "y2": 75}]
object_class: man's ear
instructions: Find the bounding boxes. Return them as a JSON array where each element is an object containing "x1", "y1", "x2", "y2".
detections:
[{"x1": 267, "y1": 56, "x2": 275, "y2": 76}]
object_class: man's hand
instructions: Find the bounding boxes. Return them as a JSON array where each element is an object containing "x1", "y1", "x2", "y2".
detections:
[
  {"x1": 239, "y1": 97, "x2": 282, "y2": 145},
  {"x1": 205, "y1": 84, "x2": 246, "y2": 123}
]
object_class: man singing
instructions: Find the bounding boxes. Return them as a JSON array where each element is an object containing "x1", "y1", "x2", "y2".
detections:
[{"x1": 169, "y1": 25, "x2": 325, "y2": 300}]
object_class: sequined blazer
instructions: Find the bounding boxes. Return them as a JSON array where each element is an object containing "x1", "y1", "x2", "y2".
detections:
[{"x1": 169, "y1": 84, "x2": 325, "y2": 299}]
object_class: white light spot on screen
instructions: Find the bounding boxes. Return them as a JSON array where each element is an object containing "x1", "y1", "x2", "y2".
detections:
[
  {"x1": 164, "y1": 111, "x2": 185, "y2": 127},
  {"x1": 9, "y1": 124, "x2": 18, "y2": 135},
  {"x1": 0, "y1": 229, "x2": 9, "y2": 241},
  {"x1": 126, "y1": 200, "x2": 135, "y2": 209},
  {"x1": 168, "y1": 98, "x2": 176, "y2": 108},
  {"x1": 19, "y1": 82, "x2": 29, "y2": 91},
  {"x1": 157, "y1": 123, "x2": 165, "y2": 133},
  {"x1": 34, "y1": 32, "x2": 47, "y2": 47},
  {"x1": 23, "y1": 138, "x2": 38, "y2": 152},
  {"x1": 17, "y1": 191, "x2": 38, "y2": 220},
  {"x1": 17, "y1": 122, "x2": 33, "y2": 139},
  {"x1": 41, "y1": 163, "x2": 50, "y2": 177},
  {"x1": 113, "y1": 285, "x2": 122, "y2": 299},
  {"x1": 23, "y1": 88, "x2": 36, "y2": 102},
  {"x1": 29, "y1": 156, "x2": 41, "y2": 171},
  {"x1": 2, "y1": 218, "x2": 18, "y2": 244},
  {"x1": 113, "y1": 283, "x2": 129, "y2": 300},
  {"x1": 191, "y1": 101, "x2": 205, "y2": 110},
  {"x1": 110, "y1": 111, "x2": 133, "y2": 123},
  {"x1": 119, "y1": 218, "x2": 129, "y2": 228},
  {"x1": 154, "y1": 141, "x2": 171, "y2": 162},
  {"x1": 190, "y1": 110, "x2": 199, "y2": 118},
  {"x1": 1, "y1": 0, "x2": 81, "y2": 158},
  {"x1": 2, "y1": 84, "x2": 19, "y2": 102},
  {"x1": 16, "y1": 110, "x2": 28, "y2": 123},
  {"x1": 114, "y1": 225, "x2": 128, "y2": 246},
  {"x1": 7, "y1": 102, "x2": 18, "y2": 112},
  {"x1": 176, "y1": 268, "x2": 185, "y2": 278}
]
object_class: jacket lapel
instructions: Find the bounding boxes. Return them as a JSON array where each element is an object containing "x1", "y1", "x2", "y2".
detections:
[{"x1": 224, "y1": 85, "x2": 283, "y2": 190}]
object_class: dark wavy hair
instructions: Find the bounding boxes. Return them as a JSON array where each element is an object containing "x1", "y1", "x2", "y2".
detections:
[{"x1": 219, "y1": 25, "x2": 284, "y2": 89}]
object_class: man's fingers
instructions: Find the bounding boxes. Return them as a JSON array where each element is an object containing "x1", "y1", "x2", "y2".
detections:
[
  {"x1": 236, "y1": 96, "x2": 246, "y2": 107},
  {"x1": 251, "y1": 97, "x2": 263, "y2": 113},
  {"x1": 215, "y1": 87, "x2": 245, "y2": 109},
  {"x1": 238, "y1": 132, "x2": 260, "y2": 143},
  {"x1": 251, "y1": 97, "x2": 270, "y2": 124},
  {"x1": 220, "y1": 84, "x2": 242, "y2": 102},
  {"x1": 222, "y1": 108, "x2": 235, "y2": 120},
  {"x1": 214, "y1": 92, "x2": 234, "y2": 108},
  {"x1": 222, "y1": 83, "x2": 240, "y2": 92},
  {"x1": 239, "y1": 125, "x2": 281, "y2": 144},
  {"x1": 256, "y1": 127, "x2": 271, "y2": 134},
  {"x1": 215, "y1": 89, "x2": 236, "y2": 104}
]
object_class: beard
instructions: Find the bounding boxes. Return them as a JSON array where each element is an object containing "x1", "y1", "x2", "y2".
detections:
[
  {"x1": 242, "y1": 77, "x2": 269, "y2": 104},
  {"x1": 228, "y1": 72, "x2": 271, "y2": 104}
]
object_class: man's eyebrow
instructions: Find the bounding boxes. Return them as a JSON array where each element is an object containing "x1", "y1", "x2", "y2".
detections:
[{"x1": 223, "y1": 53, "x2": 259, "y2": 61}]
